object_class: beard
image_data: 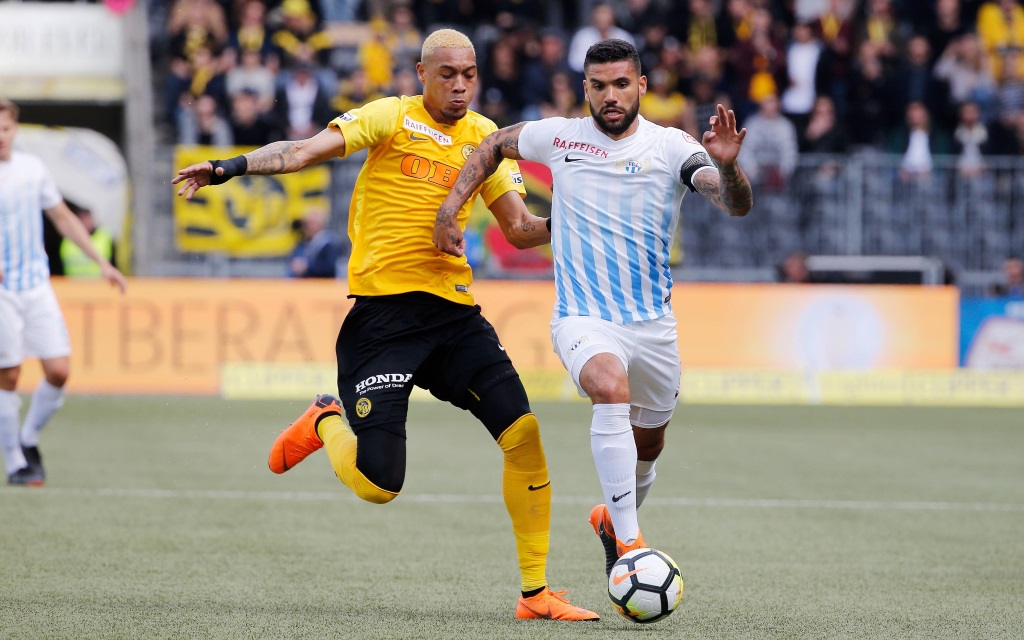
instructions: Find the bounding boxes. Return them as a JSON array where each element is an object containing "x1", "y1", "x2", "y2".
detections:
[{"x1": 591, "y1": 100, "x2": 640, "y2": 136}]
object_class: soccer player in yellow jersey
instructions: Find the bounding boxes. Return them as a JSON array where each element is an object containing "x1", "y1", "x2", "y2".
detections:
[{"x1": 172, "y1": 29, "x2": 599, "y2": 621}]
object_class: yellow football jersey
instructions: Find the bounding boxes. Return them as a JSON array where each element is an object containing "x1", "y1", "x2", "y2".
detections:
[{"x1": 329, "y1": 96, "x2": 526, "y2": 305}]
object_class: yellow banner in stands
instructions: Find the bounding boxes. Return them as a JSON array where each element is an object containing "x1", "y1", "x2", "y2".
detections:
[{"x1": 172, "y1": 146, "x2": 331, "y2": 257}]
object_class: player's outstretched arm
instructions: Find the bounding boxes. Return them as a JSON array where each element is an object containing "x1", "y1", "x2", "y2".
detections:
[
  {"x1": 433, "y1": 122, "x2": 527, "y2": 257},
  {"x1": 44, "y1": 202, "x2": 127, "y2": 293},
  {"x1": 696, "y1": 103, "x2": 753, "y2": 217},
  {"x1": 172, "y1": 127, "x2": 347, "y2": 200}
]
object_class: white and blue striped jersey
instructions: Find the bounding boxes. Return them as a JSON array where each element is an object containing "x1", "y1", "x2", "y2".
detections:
[
  {"x1": 0, "y1": 151, "x2": 62, "y2": 292},
  {"x1": 518, "y1": 115, "x2": 713, "y2": 323}
]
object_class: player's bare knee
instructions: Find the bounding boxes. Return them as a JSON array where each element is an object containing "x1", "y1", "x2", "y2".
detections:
[
  {"x1": 0, "y1": 366, "x2": 20, "y2": 391},
  {"x1": 45, "y1": 369, "x2": 69, "y2": 388}
]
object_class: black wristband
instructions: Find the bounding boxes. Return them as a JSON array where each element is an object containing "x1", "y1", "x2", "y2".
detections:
[
  {"x1": 545, "y1": 217, "x2": 552, "y2": 232},
  {"x1": 209, "y1": 155, "x2": 248, "y2": 185}
]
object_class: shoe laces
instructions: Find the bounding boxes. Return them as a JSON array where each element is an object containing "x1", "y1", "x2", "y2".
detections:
[{"x1": 545, "y1": 589, "x2": 570, "y2": 604}]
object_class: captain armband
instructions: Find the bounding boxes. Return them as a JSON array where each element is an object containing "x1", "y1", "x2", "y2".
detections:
[{"x1": 679, "y1": 152, "x2": 715, "y2": 192}]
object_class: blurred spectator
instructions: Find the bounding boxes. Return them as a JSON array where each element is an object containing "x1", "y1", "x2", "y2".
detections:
[
  {"x1": 230, "y1": 0, "x2": 274, "y2": 58},
  {"x1": 640, "y1": 67, "x2": 688, "y2": 128},
  {"x1": 858, "y1": 0, "x2": 903, "y2": 64},
  {"x1": 358, "y1": 16, "x2": 396, "y2": 91},
  {"x1": 615, "y1": 0, "x2": 666, "y2": 37},
  {"x1": 178, "y1": 94, "x2": 233, "y2": 146},
  {"x1": 846, "y1": 41, "x2": 894, "y2": 148},
  {"x1": 800, "y1": 95, "x2": 848, "y2": 153},
  {"x1": 890, "y1": 101, "x2": 951, "y2": 178},
  {"x1": 382, "y1": 3, "x2": 423, "y2": 75},
  {"x1": 568, "y1": 2, "x2": 635, "y2": 73},
  {"x1": 738, "y1": 94, "x2": 799, "y2": 192},
  {"x1": 776, "y1": 251, "x2": 812, "y2": 283},
  {"x1": 975, "y1": 0, "x2": 1024, "y2": 82},
  {"x1": 731, "y1": 8, "x2": 788, "y2": 118},
  {"x1": 227, "y1": 48, "x2": 277, "y2": 111},
  {"x1": 536, "y1": 71, "x2": 587, "y2": 119},
  {"x1": 952, "y1": 100, "x2": 989, "y2": 175},
  {"x1": 60, "y1": 204, "x2": 115, "y2": 279},
  {"x1": 167, "y1": 43, "x2": 229, "y2": 130},
  {"x1": 892, "y1": 36, "x2": 951, "y2": 126},
  {"x1": 812, "y1": 0, "x2": 857, "y2": 114},
  {"x1": 717, "y1": 0, "x2": 754, "y2": 51},
  {"x1": 995, "y1": 47, "x2": 1024, "y2": 116},
  {"x1": 274, "y1": 60, "x2": 332, "y2": 140},
  {"x1": 480, "y1": 38, "x2": 526, "y2": 127},
  {"x1": 934, "y1": 33, "x2": 997, "y2": 122},
  {"x1": 288, "y1": 210, "x2": 345, "y2": 278},
  {"x1": 230, "y1": 89, "x2": 281, "y2": 147},
  {"x1": 683, "y1": 0, "x2": 719, "y2": 54},
  {"x1": 987, "y1": 109, "x2": 1024, "y2": 153},
  {"x1": 989, "y1": 256, "x2": 1024, "y2": 296},
  {"x1": 272, "y1": 0, "x2": 334, "y2": 69},
  {"x1": 331, "y1": 68, "x2": 386, "y2": 114},
  {"x1": 167, "y1": 0, "x2": 228, "y2": 65},
  {"x1": 522, "y1": 29, "x2": 578, "y2": 115},
  {"x1": 781, "y1": 20, "x2": 822, "y2": 132},
  {"x1": 392, "y1": 67, "x2": 421, "y2": 98},
  {"x1": 927, "y1": 0, "x2": 970, "y2": 64}
]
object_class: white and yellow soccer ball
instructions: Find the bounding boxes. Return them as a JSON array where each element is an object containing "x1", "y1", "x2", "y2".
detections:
[{"x1": 607, "y1": 547, "x2": 684, "y2": 623}]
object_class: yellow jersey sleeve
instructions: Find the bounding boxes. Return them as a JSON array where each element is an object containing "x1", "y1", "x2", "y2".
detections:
[
  {"x1": 479, "y1": 157, "x2": 526, "y2": 207},
  {"x1": 328, "y1": 97, "x2": 402, "y2": 157}
]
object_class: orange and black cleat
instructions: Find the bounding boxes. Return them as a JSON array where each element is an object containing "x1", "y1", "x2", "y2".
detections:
[
  {"x1": 588, "y1": 504, "x2": 647, "y2": 576},
  {"x1": 268, "y1": 394, "x2": 342, "y2": 474},
  {"x1": 515, "y1": 587, "x2": 600, "y2": 621}
]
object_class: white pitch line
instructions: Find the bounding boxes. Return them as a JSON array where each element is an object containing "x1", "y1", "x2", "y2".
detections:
[{"x1": 1, "y1": 487, "x2": 1023, "y2": 512}]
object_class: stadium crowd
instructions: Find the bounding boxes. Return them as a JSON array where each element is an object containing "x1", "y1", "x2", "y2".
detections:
[{"x1": 153, "y1": 0, "x2": 1024, "y2": 162}]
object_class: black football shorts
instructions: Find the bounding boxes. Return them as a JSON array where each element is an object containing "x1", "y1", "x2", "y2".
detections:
[{"x1": 335, "y1": 292, "x2": 517, "y2": 436}]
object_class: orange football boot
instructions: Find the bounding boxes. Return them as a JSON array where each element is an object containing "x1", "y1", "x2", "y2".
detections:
[
  {"x1": 588, "y1": 504, "x2": 647, "y2": 576},
  {"x1": 515, "y1": 587, "x2": 600, "y2": 621},
  {"x1": 268, "y1": 394, "x2": 342, "y2": 474}
]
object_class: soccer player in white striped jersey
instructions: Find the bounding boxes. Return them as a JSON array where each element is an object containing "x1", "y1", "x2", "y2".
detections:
[
  {"x1": 434, "y1": 39, "x2": 753, "y2": 575},
  {"x1": 0, "y1": 98, "x2": 127, "y2": 487}
]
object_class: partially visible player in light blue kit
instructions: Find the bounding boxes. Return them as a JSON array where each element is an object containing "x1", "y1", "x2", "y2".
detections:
[
  {"x1": 0, "y1": 98, "x2": 127, "y2": 486},
  {"x1": 434, "y1": 39, "x2": 753, "y2": 576}
]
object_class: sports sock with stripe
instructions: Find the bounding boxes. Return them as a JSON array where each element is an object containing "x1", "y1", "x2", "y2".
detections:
[
  {"x1": 317, "y1": 415, "x2": 397, "y2": 504},
  {"x1": 0, "y1": 389, "x2": 26, "y2": 475},
  {"x1": 20, "y1": 379, "x2": 64, "y2": 447},
  {"x1": 591, "y1": 403, "x2": 640, "y2": 545},
  {"x1": 497, "y1": 413, "x2": 550, "y2": 592}
]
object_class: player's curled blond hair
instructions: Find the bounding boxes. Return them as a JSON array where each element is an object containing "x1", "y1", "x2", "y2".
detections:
[{"x1": 421, "y1": 29, "x2": 475, "y2": 62}]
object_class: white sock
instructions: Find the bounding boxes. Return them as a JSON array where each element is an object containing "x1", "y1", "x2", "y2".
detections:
[
  {"x1": 635, "y1": 459, "x2": 657, "y2": 508},
  {"x1": 0, "y1": 389, "x2": 26, "y2": 474},
  {"x1": 20, "y1": 380, "x2": 65, "y2": 447},
  {"x1": 591, "y1": 403, "x2": 639, "y2": 545}
]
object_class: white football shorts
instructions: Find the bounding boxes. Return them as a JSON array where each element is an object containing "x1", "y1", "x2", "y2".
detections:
[
  {"x1": 0, "y1": 282, "x2": 71, "y2": 368},
  {"x1": 550, "y1": 314, "x2": 681, "y2": 427}
]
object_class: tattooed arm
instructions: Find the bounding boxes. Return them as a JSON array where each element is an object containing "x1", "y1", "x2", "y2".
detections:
[
  {"x1": 433, "y1": 122, "x2": 535, "y2": 257},
  {"x1": 173, "y1": 128, "x2": 346, "y2": 199},
  {"x1": 696, "y1": 103, "x2": 754, "y2": 217},
  {"x1": 692, "y1": 163, "x2": 753, "y2": 217}
]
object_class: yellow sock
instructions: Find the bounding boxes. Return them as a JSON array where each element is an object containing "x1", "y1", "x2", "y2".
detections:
[
  {"x1": 318, "y1": 415, "x2": 398, "y2": 504},
  {"x1": 497, "y1": 413, "x2": 550, "y2": 592}
]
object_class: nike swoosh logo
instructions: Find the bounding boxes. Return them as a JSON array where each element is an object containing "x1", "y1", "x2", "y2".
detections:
[
  {"x1": 410, "y1": 133, "x2": 430, "y2": 141},
  {"x1": 612, "y1": 567, "x2": 645, "y2": 585},
  {"x1": 611, "y1": 491, "x2": 631, "y2": 503},
  {"x1": 528, "y1": 481, "x2": 550, "y2": 491},
  {"x1": 564, "y1": 155, "x2": 585, "y2": 162},
  {"x1": 498, "y1": 343, "x2": 506, "y2": 352}
]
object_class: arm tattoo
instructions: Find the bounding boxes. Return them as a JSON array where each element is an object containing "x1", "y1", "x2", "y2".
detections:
[
  {"x1": 694, "y1": 164, "x2": 753, "y2": 217},
  {"x1": 244, "y1": 141, "x2": 302, "y2": 175},
  {"x1": 437, "y1": 122, "x2": 527, "y2": 228}
]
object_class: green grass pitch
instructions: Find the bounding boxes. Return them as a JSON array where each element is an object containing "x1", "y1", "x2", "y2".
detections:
[{"x1": 1, "y1": 398, "x2": 1022, "y2": 639}]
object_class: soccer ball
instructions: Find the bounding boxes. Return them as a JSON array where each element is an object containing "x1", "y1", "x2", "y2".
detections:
[{"x1": 607, "y1": 547, "x2": 684, "y2": 623}]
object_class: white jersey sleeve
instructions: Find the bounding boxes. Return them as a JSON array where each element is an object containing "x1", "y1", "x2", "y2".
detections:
[
  {"x1": 517, "y1": 118, "x2": 570, "y2": 165},
  {"x1": 37, "y1": 159, "x2": 63, "y2": 210},
  {"x1": 665, "y1": 129, "x2": 716, "y2": 193}
]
